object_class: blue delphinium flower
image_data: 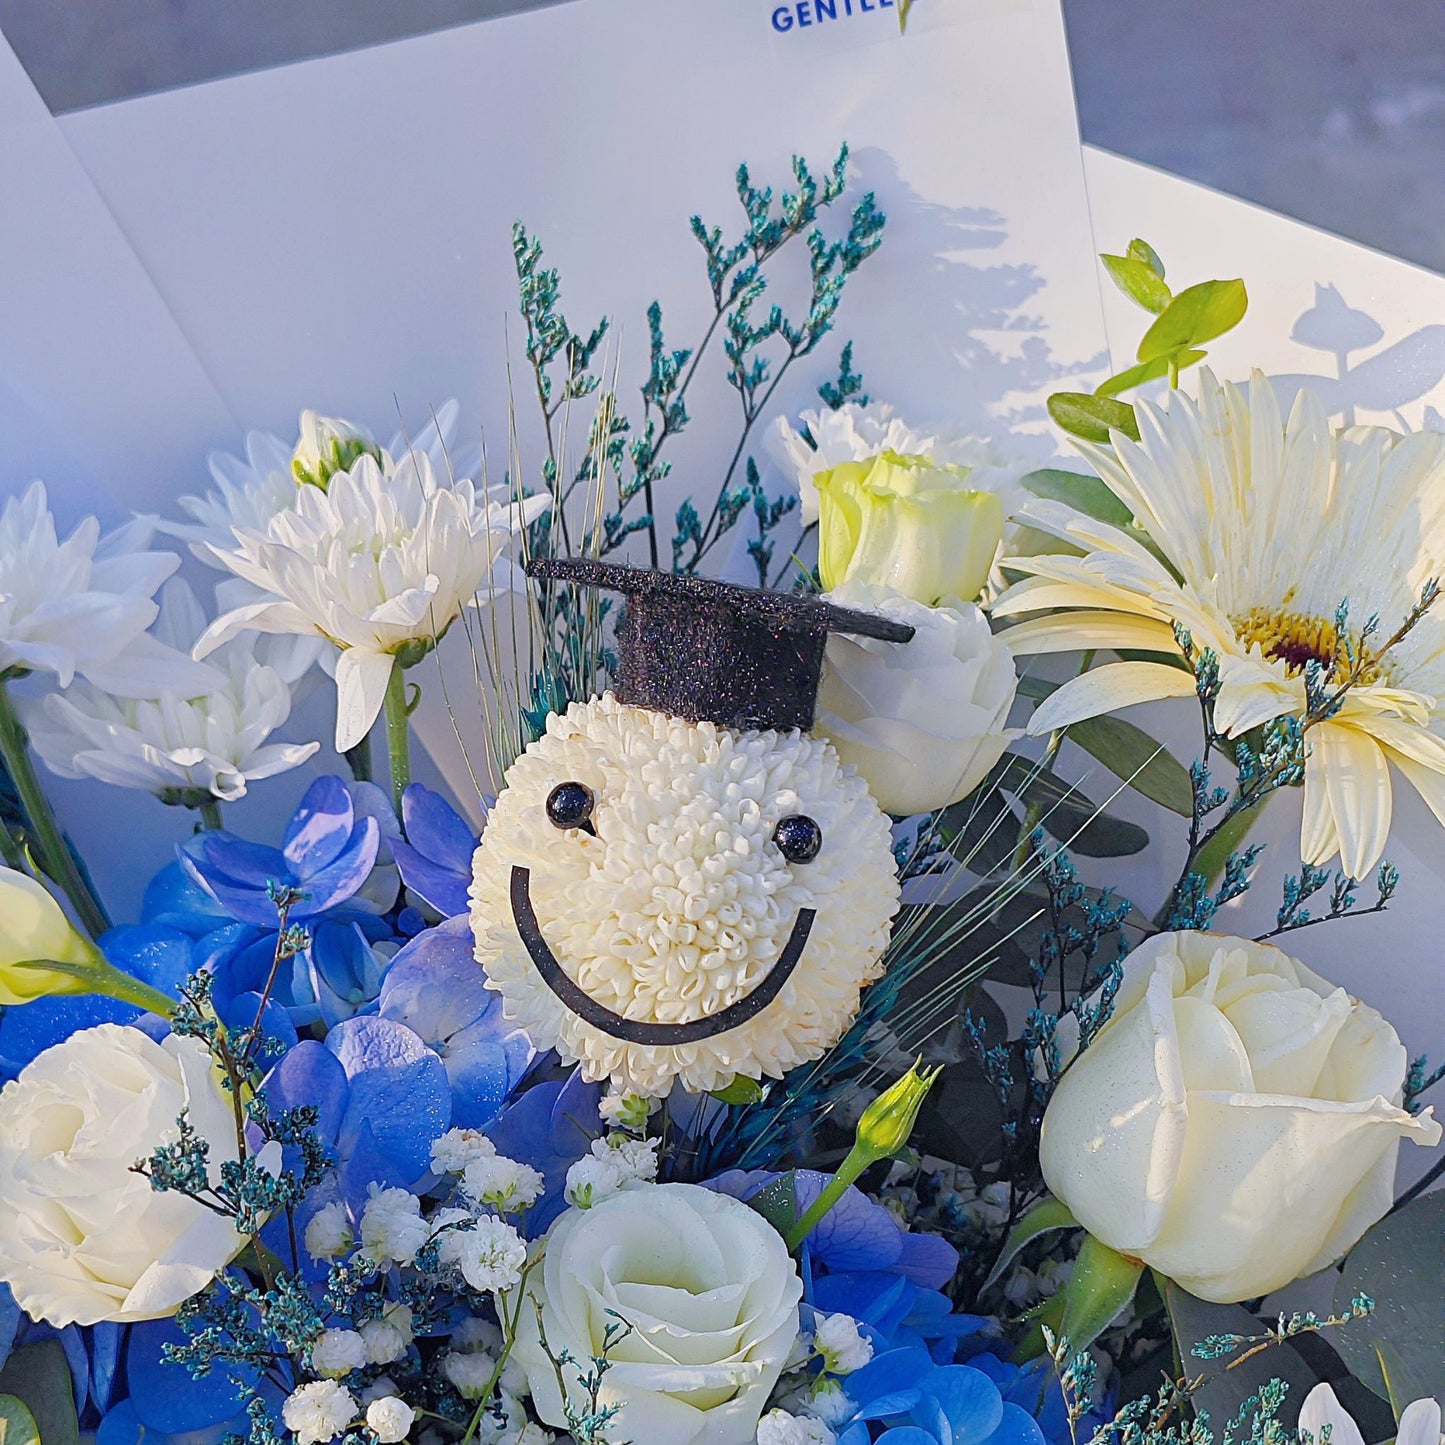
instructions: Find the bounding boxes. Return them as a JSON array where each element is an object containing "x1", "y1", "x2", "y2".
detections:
[
  {"x1": 378, "y1": 916, "x2": 534, "y2": 1127},
  {"x1": 179, "y1": 775, "x2": 381, "y2": 925},
  {"x1": 389, "y1": 782, "x2": 479, "y2": 917}
]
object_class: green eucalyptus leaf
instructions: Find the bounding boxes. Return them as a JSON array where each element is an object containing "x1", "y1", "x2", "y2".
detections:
[
  {"x1": 1333, "y1": 1191, "x2": 1445, "y2": 1406},
  {"x1": 982, "y1": 1196, "x2": 1078, "y2": 1290},
  {"x1": 747, "y1": 1171, "x2": 799, "y2": 1237},
  {"x1": 0, "y1": 1343, "x2": 79, "y2": 1445},
  {"x1": 1057, "y1": 1235, "x2": 1143, "y2": 1352},
  {"x1": 1020, "y1": 468, "x2": 1134, "y2": 528},
  {"x1": 712, "y1": 1076, "x2": 764, "y2": 1106},
  {"x1": 1067, "y1": 715, "x2": 1193, "y2": 816},
  {"x1": 1137, "y1": 278, "x2": 1248, "y2": 363},
  {"x1": 0, "y1": 1397, "x2": 40, "y2": 1445},
  {"x1": 1095, "y1": 348, "x2": 1208, "y2": 398},
  {"x1": 1164, "y1": 1282, "x2": 1321, "y2": 1432},
  {"x1": 1047, "y1": 393, "x2": 1141, "y2": 446},
  {"x1": 1101, "y1": 253, "x2": 1172, "y2": 314},
  {"x1": 1126, "y1": 238, "x2": 1166, "y2": 278}
]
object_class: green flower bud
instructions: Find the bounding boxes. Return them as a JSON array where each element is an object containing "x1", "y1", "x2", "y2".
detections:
[
  {"x1": 853, "y1": 1057, "x2": 942, "y2": 1166},
  {"x1": 291, "y1": 411, "x2": 381, "y2": 490}
]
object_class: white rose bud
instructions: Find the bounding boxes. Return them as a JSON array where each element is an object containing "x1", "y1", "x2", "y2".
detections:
[
  {"x1": 515, "y1": 1183, "x2": 801, "y2": 1443},
  {"x1": 1040, "y1": 932, "x2": 1442, "y2": 1303},
  {"x1": 0, "y1": 1024, "x2": 278, "y2": 1326},
  {"x1": 365, "y1": 1395, "x2": 416, "y2": 1444},
  {"x1": 816, "y1": 581, "x2": 1018, "y2": 817}
]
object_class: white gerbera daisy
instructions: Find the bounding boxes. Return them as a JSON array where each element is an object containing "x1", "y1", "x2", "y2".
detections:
[
  {"x1": 996, "y1": 369, "x2": 1445, "y2": 878},
  {"x1": 194, "y1": 449, "x2": 546, "y2": 751}
]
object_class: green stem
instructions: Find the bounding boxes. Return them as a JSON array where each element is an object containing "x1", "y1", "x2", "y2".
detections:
[
  {"x1": 0, "y1": 814, "x2": 25, "y2": 870},
  {"x1": 0, "y1": 680, "x2": 110, "y2": 936},
  {"x1": 784, "y1": 1146, "x2": 869, "y2": 1252},
  {"x1": 383, "y1": 660, "x2": 411, "y2": 818},
  {"x1": 17, "y1": 953, "x2": 176, "y2": 1017},
  {"x1": 196, "y1": 797, "x2": 223, "y2": 831}
]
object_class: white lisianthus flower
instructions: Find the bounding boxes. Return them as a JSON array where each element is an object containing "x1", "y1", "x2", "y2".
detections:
[
  {"x1": 812, "y1": 1313, "x2": 872, "y2": 1375},
  {"x1": 0, "y1": 867, "x2": 96, "y2": 1007},
  {"x1": 366, "y1": 1395, "x2": 416, "y2": 1445},
  {"x1": 0, "y1": 1024, "x2": 280, "y2": 1326},
  {"x1": 22, "y1": 578, "x2": 318, "y2": 802},
  {"x1": 431, "y1": 1127, "x2": 497, "y2": 1174},
  {"x1": 304, "y1": 1201, "x2": 355, "y2": 1261},
  {"x1": 194, "y1": 449, "x2": 547, "y2": 750},
  {"x1": 358, "y1": 1186, "x2": 431, "y2": 1266},
  {"x1": 815, "y1": 581, "x2": 1019, "y2": 817},
  {"x1": 0, "y1": 484, "x2": 181, "y2": 689},
  {"x1": 758, "y1": 1410, "x2": 837, "y2": 1445},
  {"x1": 282, "y1": 1380, "x2": 358, "y2": 1445},
  {"x1": 516, "y1": 1183, "x2": 802, "y2": 1445},
  {"x1": 1040, "y1": 931, "x2": 1442, "y2": 1303},
  {"x1": 311, "y1": 1328, "x2": 368, "y2": 1379},
  {"x1": 769, "y1": 402, "x2": 1024, "y2": 530}
]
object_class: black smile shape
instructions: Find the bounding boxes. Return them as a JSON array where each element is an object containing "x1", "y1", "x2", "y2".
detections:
[{"x1": 509, "y1": 865, "x2": 816, "y2": 1046}]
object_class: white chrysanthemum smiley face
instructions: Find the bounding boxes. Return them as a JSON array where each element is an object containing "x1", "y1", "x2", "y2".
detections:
[{"x1": 470, "y1": 692, "x2": 900, "y2": 1097}]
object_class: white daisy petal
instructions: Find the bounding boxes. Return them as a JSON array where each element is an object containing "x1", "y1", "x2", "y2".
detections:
[{"x1": 1026, "y1": 661, "x2": 1198, "y2": 735}]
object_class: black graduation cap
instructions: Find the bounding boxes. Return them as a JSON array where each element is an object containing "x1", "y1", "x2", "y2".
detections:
[{"x1": 528, "y1": 557, "x2": 915, "y2": 734}]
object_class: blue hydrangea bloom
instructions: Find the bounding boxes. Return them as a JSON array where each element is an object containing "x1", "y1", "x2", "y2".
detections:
[
  {"x1": 378, "y1": 916, "x2": 534, "y2": 1127},
  {"x1": 833, "y1": 1348, "x2": 1048, "y2": 1445},
  {"x1": 178, "y1": 775, "x2": 381, "y2": 925},
  {"x1": 487, "y1": 1069, "x2": 602, "y2": 1233},
  {"x1": 390, "y1": 782, "x2": 479, "y2": 917}
]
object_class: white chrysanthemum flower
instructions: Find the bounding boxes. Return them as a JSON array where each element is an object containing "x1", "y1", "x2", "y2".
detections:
[
  {"x1": 0, "y1": 484, "x2": 180, "y2": 689},
  {"x1": 21, "y1": 578, "x2": 318, "y2": 802},
  {"x1": 431, "y1": 1127, "x2": 496, "y2": 1174},
  {"x1": 358, "y1": 1186, "x2": 430, "y2": 1266},
  {"x1": 311, "y1": 1328, "x2": 367, "y2": 1378},
  {"x1": 812, "y1": 1313, "x2": 872, "y2": 1375},
  {"x1": 769, "y1": 401, "x2": 1026, "y2": 526},
  {"x1": 461, "y1": 1154, "x2": 545, "y2": 1212},
  {"x1": 997, "y1": 368, "x2": 1445, "y2": 878},
  {"x1": 194, "y1": 448, "x2": 546, "y2": 750},
  {"x1": 365, "y1": 1395, "x2": 416, "y2": 1445},
  {"x1": 471, "y1": 693, "x2": 901, "y2": 1097},
  {"x1": 282, "y1": 1380, "x2": 357, "y2": 1445},
  {"x1": 164, "y1": 402, "x2": 464, "y2": 565}
]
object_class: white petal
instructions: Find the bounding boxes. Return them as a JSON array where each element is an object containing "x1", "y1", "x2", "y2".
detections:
[
  {"x1": 1026, "y1": 661, "x2": 1197, "y2": 734},
  {"x1": 1002, "y1": 611, "x2": 1179, "y2": 656},
  {"x1": 333, "y1": 649, "x2": 396, "y2": 752}
]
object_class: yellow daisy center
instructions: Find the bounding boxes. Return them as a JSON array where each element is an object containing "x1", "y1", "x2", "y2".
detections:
[{"x1": 1232, "y1": 607, "x2": 1382, "y2": 686}]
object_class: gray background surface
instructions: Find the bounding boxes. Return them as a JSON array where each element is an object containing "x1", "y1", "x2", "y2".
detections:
[{"x1": 3, "y1": 0, "x2": 1445, "y2": 271}]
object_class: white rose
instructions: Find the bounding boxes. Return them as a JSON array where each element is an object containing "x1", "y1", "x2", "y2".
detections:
[
  {"x1": 0, "y1": 1023, "x2": 275, "y2": 1326},
  {"x1": 816, "y1": 582, "x2": 1018, "y2": 817},
  {"x1": 1040, "y1": 932, "x2": 1442, "y2": 1303},
  {"x1": 516, "y1": 1183, "x2": 802, "y2": 1445}
]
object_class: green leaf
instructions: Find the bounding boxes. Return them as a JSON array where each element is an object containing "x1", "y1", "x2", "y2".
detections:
[
  {"x1": 993, "y1": 754, "x2": 1150, "y2": 857},
  {"x1": 711, "y1": 1076, "x2": 764, "y2": 1106},
  {"x1": 746, "y1": 1171, "x2": 799, "y2": 1236},
  {"x1": 1164, "y1": 1283, "x2": 1322, "y2": 1428},
  {"x1": 1137, "y1": 278, "x2": 1248, "y2": 363},
  {"x1": 982, "y1": 1196, "x2": 1078, "y2": 1290},
  {"x1": 1020, "y1": 468, "x2": 1134, "y2": 529},
  {"x1": 1126, "y1": 238, "x2": 1165, "y2": 278},
  {"x1": 1094, "y1": 348, "x2": 1207, "y2": 398},
  {"x1": 898, "y1": 0, "x2": 913, "y2": 30},
  {"x1": 1057, "y1": 1235, "x2": 1143, "y2": 1352},
  {"x1": 0, "y1": 1344, "x2": 79, "y2": 1445},
  {"x1": 1101, "y1": 253, "x2": 1172, "y2": 314},
  {"x1": 1047, "y1": 392, "x2": 1141, "y2": 446},
  {"x1": 1067, "y1": 715, "x2": 1194, "y2": 816},
  {"x1": 1333, "y1": 1190, "x2": 1445, "y2": 1406},
  {"x1": 0, "y1": 1398, "x2": 40, "y2": 1445}
]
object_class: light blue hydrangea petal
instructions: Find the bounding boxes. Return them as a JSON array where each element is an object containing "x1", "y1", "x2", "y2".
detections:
[{"x1": 282, "y1": 774, "x2": 355, "y2": 875}]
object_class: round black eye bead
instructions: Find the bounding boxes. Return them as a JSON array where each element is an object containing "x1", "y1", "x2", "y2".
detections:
[
  {"x1": 773, "y1": 814, "x2": 822, "y2": 863},
  {"x1": 546, "y1": 781, "x2": 596, "y2": 832}
]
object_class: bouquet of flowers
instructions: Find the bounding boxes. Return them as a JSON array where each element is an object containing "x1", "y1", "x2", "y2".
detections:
[{"x1": 0, "y1": 147, "x2": 1437, "y2": 1445}]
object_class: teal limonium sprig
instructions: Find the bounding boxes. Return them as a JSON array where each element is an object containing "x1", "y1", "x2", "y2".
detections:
[{"x1": 1190, "y1": 1295, "x2": 1374, "y2": 1367}]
